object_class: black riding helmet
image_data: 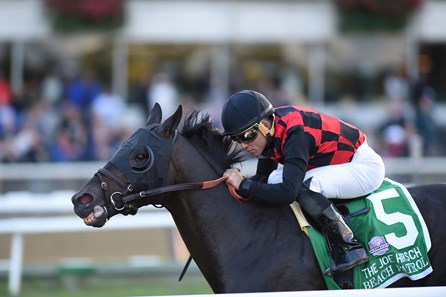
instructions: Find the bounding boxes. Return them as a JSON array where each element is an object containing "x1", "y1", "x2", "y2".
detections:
[{"x1": 221, "y1": 90, "x2": 273, "y2": 135}]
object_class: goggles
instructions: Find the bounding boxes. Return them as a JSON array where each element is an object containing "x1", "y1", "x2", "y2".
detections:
[{"x1": 231, "y1": 124, "x2": 260, "y2": 144}]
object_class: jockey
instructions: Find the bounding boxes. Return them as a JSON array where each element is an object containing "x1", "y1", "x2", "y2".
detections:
[{"x1": 222, "y1": 90, "x2": 385, "y2": 274}]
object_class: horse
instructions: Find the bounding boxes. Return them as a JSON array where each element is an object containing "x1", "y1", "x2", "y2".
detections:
[{"x1": 72, "y1": 103, "x2": 446, "y2": 292}]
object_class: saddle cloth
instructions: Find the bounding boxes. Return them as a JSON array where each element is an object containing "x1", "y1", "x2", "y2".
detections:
[{"x1": 290, "y1": 178, "x2": 432, "y2": 289}]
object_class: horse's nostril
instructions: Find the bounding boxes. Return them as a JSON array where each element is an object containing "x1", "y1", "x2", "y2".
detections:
[{"x1": 79, "y1": 195, "x2": 93, "y2": 204}]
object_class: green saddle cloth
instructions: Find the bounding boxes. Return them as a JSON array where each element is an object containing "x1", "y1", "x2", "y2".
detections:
[{"x1": 307, "y1": 178, "x2": 432, "y2": 289}]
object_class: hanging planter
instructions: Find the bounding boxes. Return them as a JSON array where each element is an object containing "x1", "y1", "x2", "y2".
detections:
[
  {"x1": 335, "y1": 0, "x2": 424, "y2": 32},
  {"x1": 45, "y1": 0, "x2": 124, "y2": 33}
]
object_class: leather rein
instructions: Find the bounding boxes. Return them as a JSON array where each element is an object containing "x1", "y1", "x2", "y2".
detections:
[{"x1": 122, "y1": 175, "x2": 244, "y2": 203}]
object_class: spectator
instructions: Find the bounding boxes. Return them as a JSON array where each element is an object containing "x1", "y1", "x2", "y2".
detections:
[
  {"x1": 0, "y1": 102, "x2": 17, "y2": 140},
  {"x1": 0, "y1": 89, "x2": 19, "y2": 162},
  {"x1": 0, "y1": 103, "x2": 19, "y2": 162},
  {"x1": 57, "y1": 100, "x2": 91, "y2": 160},
  {"x1": 377, "y1": 100, "x2": 412, "y2": 157},
  {"x1": 41, "y1": 71, "x2": 64, "y2": 105},
  {"x1": 129, "y1": 73, "x2": 151, "y2": 116},
  {"x1": 66, "y1": 70, "x2": 102, "y2": 119},
  {"x1": 91, "y1": 85, "x2": 127, "y2": 160},
  {"x1": 383, "y1": 65, "x2": 409, "y2": 102},
  {"x1": 0, "y1": 71, "x2": 11, "y2": 106},
  {"x1": 148, "y1": 73, "x2": 179, "y2": 120},
  {"x1": 257, "y1": 76, "x2": 291, "y2": 107},
  {"x1": 414, "y1": 86, "x2": 437, "y2": 156},
  {"x1": 49, "y1": 127, "x2": 85, "y2": 162},
  {"x1": 91, "y1": 84, "x2": 126, "y2": 130}
]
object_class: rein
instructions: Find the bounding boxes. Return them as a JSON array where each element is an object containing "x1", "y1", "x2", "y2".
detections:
[
  {"x1": 96, "y1": 168, "x2": 246, "y2": 215},
  {"x1": 122, "y1": 175, "x2": 245, "y2": 205}
]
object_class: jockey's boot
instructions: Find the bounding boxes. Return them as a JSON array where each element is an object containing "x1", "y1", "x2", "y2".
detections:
[{"x1": 315, "y1": 203, "x2": 369, "y2": 274}]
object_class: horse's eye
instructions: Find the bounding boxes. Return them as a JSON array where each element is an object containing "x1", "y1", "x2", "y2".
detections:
[
  {"x1": 129, "y1": 146, "x2": 153, "y2": 172},
  {"x1": 135, "y1": 154, "x2": 145, "y2": 161}
]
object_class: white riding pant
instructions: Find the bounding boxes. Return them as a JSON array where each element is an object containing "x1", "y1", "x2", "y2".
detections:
[{"x1": 267, "y1": 140, "x2": 385, "y2": 199}]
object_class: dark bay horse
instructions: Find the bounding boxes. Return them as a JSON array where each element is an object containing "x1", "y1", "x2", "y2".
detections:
[{"x1": 72, "y1": 104, "x2": 446, "y2": 292}]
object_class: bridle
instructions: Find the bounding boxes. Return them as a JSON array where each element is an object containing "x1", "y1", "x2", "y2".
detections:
[
  {"x1": 94, "y1": 131, "x2": 245, "y2": 216},
  {"x1": 95, "y1": 167, "x2": 138, "y2": 215}
]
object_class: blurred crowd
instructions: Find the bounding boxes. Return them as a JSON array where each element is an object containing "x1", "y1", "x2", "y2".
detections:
[
  {"x1": 0, "y1": 64, "x2": 303, "y2": 164},
  {"x1": 0, "y1": 63, "x2": 439, "y2": 164},
  {"x1": 377, "y1": 67, "x2": 437, "y2": 158},
  {"x1": 0, "y1": 69, "x2": 144, "y2": 163}
]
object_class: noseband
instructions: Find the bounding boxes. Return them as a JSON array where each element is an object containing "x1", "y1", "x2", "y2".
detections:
[{"x1": 95, "y1": 168, "x2": 138, "y2": 215}]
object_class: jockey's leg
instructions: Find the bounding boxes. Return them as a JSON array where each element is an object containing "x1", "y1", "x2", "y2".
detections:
[
  {"x1": 268, "y1": 141, "x2": 383, "y2": 273},
  {"x1": 302, "y1": 140, "x2": 385, "y2": 199},
  {"x1": 296, "y1": 183, "x2": 369, "y2": 274}
]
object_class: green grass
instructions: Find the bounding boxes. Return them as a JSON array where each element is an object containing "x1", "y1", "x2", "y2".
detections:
[{"x1": 0, "y1": 275, "x2": 213, "y2": 297}]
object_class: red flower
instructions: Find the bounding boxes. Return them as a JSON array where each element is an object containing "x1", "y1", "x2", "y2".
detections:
[{"x1": 46, "y1": 0, "x2": 123, "y2": 22}]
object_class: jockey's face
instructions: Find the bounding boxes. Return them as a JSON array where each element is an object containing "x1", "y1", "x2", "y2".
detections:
[{"x1": 238, "y1": 119, "x2": 270, "y2": 157}]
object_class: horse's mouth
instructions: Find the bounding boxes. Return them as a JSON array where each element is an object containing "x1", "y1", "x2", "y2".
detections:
[{"x1": 82, "y1": 205, "x2": 108, "y2": 227}]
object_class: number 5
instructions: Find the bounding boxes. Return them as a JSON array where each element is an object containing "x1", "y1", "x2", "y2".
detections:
[{"x1": 367, "y1": 188, "x2": 418, "y2": 250}]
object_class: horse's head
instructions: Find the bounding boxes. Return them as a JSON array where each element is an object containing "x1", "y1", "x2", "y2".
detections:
[{"x1": 72, "y1": 103, "x2": 182, "y2": 227}]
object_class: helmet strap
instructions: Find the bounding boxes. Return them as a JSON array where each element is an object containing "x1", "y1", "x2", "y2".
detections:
[{"x1": 258, "y1": 115, "x2": 275, "y2": 138}]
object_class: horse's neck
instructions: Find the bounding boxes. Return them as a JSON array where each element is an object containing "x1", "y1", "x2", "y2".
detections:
[
  {"x1": 167, "y1": 137, "x2": 312, "y2": 292},
  {"x1": 167, "y1": 137, "x2": 243, "y2": 289},
  {"x1": 168, "y1": 136, "x2": 241, "y2": 247}
]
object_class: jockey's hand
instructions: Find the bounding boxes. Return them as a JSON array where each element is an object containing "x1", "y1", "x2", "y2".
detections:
[{"x1": 223, "y1": 168, "x2": 244, "y2": 190}]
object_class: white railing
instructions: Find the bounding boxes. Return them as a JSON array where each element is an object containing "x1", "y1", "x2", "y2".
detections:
[
  {"x1": 0, "y1": 190, "x2": 176, "y2": 296},
  {"x1": 0, "y1": 161, "x2": 104, "y2": 181}
]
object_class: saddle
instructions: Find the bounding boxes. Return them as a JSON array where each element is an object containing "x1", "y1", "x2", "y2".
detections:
[{"x1": 290, "y1": 178, "x2": 432, "y2": 290}]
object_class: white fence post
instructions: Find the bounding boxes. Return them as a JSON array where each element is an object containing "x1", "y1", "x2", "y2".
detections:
[{"x1": 9, "y1": 233, "x2": 24, "y2": 296}]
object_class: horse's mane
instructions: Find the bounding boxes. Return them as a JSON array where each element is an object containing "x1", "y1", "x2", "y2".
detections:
[{"x1": 180, "y1": 110, "x2": 246, "y2": 170}]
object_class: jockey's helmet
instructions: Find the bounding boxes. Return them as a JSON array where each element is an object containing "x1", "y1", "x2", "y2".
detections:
[{"x1": 221, "y1": 90, "x2": 273, "y2": 136}]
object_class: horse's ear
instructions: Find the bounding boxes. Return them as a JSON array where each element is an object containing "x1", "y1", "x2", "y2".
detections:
[
  {"x1": 146, "y1": 103, "x2": 162, "y2": 126},
  {"x1": 160, "y1": 105, "x2": 182, "y2": 137}
]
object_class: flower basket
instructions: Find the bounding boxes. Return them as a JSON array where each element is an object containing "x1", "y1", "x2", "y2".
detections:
[
  {"x1": 335, "y1": 0, "x2": 424, "y2": 32},
  {"x1": 45, "y1": 0, "x2": 124, "y2": 33}
]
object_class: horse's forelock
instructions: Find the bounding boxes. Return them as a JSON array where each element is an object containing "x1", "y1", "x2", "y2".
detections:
[{"x1": 180, "y1": 110, "x2": 246, "y2": 169}]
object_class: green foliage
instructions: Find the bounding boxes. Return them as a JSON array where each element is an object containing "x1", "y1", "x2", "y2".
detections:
[{"x1": 335, "y1": 0, "x2": 424, "y2": 32}]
